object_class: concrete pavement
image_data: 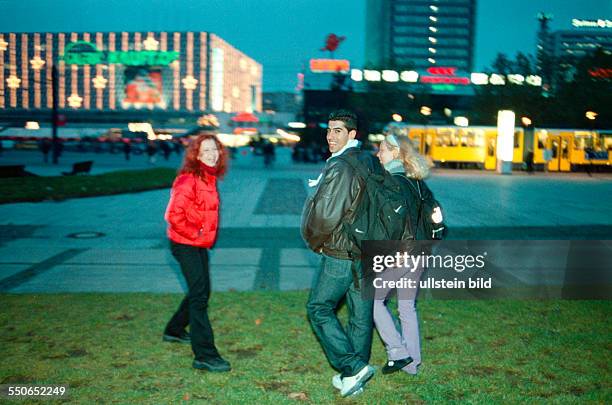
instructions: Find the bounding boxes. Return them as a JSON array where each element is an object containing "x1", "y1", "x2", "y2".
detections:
[{"x1": 1, "y1": 148, "x2": 611, "y2": 294}]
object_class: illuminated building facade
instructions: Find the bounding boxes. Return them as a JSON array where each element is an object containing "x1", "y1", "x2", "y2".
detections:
[
  {"x1": 0, "y1": 31, "x2": 262, "y2": 116},
  {"x1": 365, "y1": 0, "x2": 476, "y2": 71},
  {"x1": 548, "y1": 28, "x2": 612, "y2": 59}
]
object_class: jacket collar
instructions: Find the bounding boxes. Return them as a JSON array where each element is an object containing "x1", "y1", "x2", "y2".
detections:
[
  {"x1": 328, "y1": 139, "x2": 360, "y2": 161},
  {"x1": 384, "y1": 159, "x2": 405, "y2": 174}
]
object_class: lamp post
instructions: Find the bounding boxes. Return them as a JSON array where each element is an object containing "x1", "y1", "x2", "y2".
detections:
[{"x1": 51, "y1": 65, "x2": 60, "y2": 164}]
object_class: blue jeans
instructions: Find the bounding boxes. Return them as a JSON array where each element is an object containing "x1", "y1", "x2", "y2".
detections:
[{"x1": 306, "y1": 255, "x2": 373, "y2": 377}]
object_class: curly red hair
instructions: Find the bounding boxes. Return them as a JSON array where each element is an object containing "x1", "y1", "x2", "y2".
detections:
[{"x1": 179, "y1": 134, "x2": 228, "y2": 179}]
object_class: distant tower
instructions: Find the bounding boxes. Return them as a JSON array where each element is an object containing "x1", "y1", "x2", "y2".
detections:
[{"x1": 536, "y1": 13, "x2": 553, "y2": 88}]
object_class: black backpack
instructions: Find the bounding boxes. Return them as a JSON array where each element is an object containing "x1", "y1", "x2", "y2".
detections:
[
  {"x1": 396, "y1": 175, "x2": 448, "y2": 240},
  {"x1": 337, "y1": 153, "x2": 415, "y2": 257}
]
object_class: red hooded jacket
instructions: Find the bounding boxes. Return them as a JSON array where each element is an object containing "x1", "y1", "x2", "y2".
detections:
[{"x1": 165, "y1": 172, "x2": 219, "y2": 248}]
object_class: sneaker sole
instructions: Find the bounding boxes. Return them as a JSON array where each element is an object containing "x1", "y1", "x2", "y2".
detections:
[
  {"x1": 193, "y1": 364, "x2": 231, "y2": 372},
  {"x1": 332, "y1": 375, "x2": 342, "y2": 390},
  {"x1": 341, "y1": 367, "x2": 375, "y2": 397},
  {"x1": 162, "y1": 335, "x2": 190, "y2": 344},
  {"x1": 349, "y1": 387, "x2": 364, "y2": 397},
  {"x1": 192, "y1": 361, "x2": 231, "y2": 372},
  {"x1": 382, "y1": 358, "x2": 414, "y2": 374}
]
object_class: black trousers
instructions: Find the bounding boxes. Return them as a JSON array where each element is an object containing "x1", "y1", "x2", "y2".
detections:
[{"x1": 165, "y1": 241, "x2": 220, "y2": 361}]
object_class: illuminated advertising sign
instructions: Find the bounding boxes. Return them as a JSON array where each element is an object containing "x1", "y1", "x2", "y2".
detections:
[
  {"x1": 588, "y1": 68, "x2": 612, "y2": 79},
  {"x1": 497, "y1": 110, "x2": 515, "y2": 163},
  {"x1": 571, "y1": 19, "x2": 612, "y2": 28},
  {"x1": 120, "y1": 66, "x2": 167, "y2": 109},
  {"x1": 421, "y1": 67, "x2": 470, "y2": 85},
  {"x1": 310, "y1": 59, "x2": 350, "y2": 73},
  {"x1": 61, "y1": 41, "x2": 180, "y2": 66}
]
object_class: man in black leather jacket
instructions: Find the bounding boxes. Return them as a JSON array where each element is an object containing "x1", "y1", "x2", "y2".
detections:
[{"x1": 301, "y1": 110, "x2": 377, "y2": 397}]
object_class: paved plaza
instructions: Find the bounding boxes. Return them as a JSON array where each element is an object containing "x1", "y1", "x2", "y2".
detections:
[{"x1": 1, "y1": 148, "x2": 611, "y2": 294}]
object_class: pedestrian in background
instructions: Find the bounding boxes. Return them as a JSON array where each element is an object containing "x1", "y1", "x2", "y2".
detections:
[
  {"x1": 40, "y1": 138, "x2": 52, "y2": 163},
  {"x1": 160, "y1": 140, "x2": 171, "y2": 161},
  {"x1": 123, "y1": 140, "x2": 131, "y2": 161},
  {"x1": 146, "y1": 141, "x2": 157, "y2": 164},
  {"x1": 163, "y1": 134, "x2": 231, "y2": 372},
  {"x1": 526, "y1": 148, "x2": 534, "y2": 174},
  {"x1": 374, "y1": 134, "x2": 431, "y2": 376}
]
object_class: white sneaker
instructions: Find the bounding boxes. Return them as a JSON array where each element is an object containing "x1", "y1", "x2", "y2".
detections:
[
  {"x1": 332, "y1": 374, "x2": 342, "y2": 390},
  {"x1": 340, "y1": 365, "x2": 375, "y2": 397}
]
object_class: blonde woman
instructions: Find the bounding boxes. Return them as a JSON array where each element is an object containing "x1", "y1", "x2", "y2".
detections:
[{"x1": 374, "y1": 134, "x2": 431, "y2": 375}]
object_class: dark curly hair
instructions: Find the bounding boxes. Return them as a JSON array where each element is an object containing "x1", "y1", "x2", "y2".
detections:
[
  {"x1": 179, "y1": 134, "x2": 228, "y2": 179},
  {"x1": 328, "y1": 109, "x2": 358, "y2": 132}
]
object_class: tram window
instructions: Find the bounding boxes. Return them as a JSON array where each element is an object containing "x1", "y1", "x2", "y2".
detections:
[
  {"x1": 425, "y1": 134, "x2": 432, "y2": 154},
  {"x1": 573, "y1": 134, "x2": 593, "y2": 150},
  {"x1": 450, "y1": 134, "x2": 459, "y2": 147},
  {"x1": 437, "y1": 134, "x2": 451, "y2": 146},
  {"x1": 537, "y1": 133, "x2": 547, "y2": 148},
  {"x1": 466, "y1": 134, "x2": 475, "y2": 147},
  {"x1": 552, "y1": 141, "x2": 559, "y2": 158},
  {"x1": 436, "y1": 129, "x2": 454, "y2": 147},
  {"x1": 513, "y1": 131, "x2": 521, "y2": 148},
  {"x1": 473, "y1": 130, "x2": 485, "y2": 147},
  {"x1": 562, "y1": 139, "x2": 569, "y2": 158},
  {"x1": 487, "y1": 138, "x2": 495, "y2": 156},
  {"x1": 603, "y1": 135, "x2": 612, "y2": 150}
]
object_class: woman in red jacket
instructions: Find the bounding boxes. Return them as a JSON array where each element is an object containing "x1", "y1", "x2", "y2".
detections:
[{"x1": 162, "y1": 134, "x2": 231, "y2": 372}]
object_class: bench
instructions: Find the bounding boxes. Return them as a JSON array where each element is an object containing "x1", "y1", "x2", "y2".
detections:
[
  {"x1": 0, "y1": 165, "x2": 37, "y2": 178},
  {"x1": 62, "y1": 161, "x2": 94, "y2": 176}
]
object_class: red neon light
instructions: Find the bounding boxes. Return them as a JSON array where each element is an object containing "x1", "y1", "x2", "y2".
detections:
[
  {"x1": 420, "y1": 76, "x2": 470, "y2": 85},
  {"x1": 427, "y1": 67, "x2": 457, "y2": 76},
  {"x1": 588, "y1": 67, "x2": 612, "y2": 78}
]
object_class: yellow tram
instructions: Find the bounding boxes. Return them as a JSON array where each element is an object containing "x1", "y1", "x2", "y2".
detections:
[{"x1": 382, "y1": 123, "x2": 612, "y2": 172}]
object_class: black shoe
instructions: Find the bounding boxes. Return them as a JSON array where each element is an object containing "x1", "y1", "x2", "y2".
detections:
[
  {"x1": 193, "y1": 357, "x2": 231, "y2": 372},
  {"x1": 382, "y1": 357, "x2": 413, "y2": 375},
  {"x1": 162, "y1": 331, "x2": 191, "y2": 344}
]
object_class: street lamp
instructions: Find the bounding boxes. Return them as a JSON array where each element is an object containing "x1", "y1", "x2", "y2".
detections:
[
  {"x1": 454, "y1": 116, "x2": 469, "y2": 127},
  {"x1": 521, "y1": 116, "x2": 532, "y2": 127},
  {"x1": 392, "y1": 113, "x2": 403, "y2": 122},
  {"x1": 420, "y1": 106, "x2": 432, "y2": 116},
  {"x1": 585, "y1": 111, "x2": 597, "y2": 121}
]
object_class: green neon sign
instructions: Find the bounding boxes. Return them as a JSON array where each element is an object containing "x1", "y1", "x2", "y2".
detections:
[
  {"x1": 431, "y1": 84, "x2": 457, "y2": 92},
  {"x1": 61, "y1": 41, "x2": 180, "y2": 66}
]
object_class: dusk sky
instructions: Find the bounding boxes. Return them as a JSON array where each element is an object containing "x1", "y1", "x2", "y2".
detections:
[{"x1": 1, "y1": 0, "x2": 610, "y2": 91}]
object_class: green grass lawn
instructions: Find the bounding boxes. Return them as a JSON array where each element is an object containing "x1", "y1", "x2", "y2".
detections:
[
  {"x1": 0, "y1": 293, "x2": 609, "y2": 404},
  {"x1": 0, "y1": 168, "x2": 176, "y2": 204}
]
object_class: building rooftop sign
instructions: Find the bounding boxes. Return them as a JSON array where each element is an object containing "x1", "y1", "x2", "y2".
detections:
[
  {"x1": 310, "y1": 59, "x2": 350, "y2": 73},
  {"x1": 571, "y1": 19, "x2": 612, "y2": 28},
  {"x1": 61, "y1": 41, "x2": 180, "y2": 66}
]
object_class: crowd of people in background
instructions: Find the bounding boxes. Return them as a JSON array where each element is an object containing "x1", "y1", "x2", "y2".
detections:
[{"x1": 36, "y1": 137, "x2": 184, "y2": 163}]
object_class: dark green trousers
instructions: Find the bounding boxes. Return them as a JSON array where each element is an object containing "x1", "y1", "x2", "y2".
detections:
[{"x1": 306, "y1": 255, "x2": 373, "y2": 377}]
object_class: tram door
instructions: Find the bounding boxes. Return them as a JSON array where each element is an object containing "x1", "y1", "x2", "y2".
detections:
[
  {"x1": 484, "y1": 133, "x2": 497, "y2": 170},
  {"x1": 547, "y1": 135, "x2": 571, "y2": 172},
  {"x1": 410, "y1": 133, "x2": 424, "y2": 154}
]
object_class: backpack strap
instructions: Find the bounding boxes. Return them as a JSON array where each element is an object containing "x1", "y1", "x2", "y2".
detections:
[
  {"x1": 336, "y1": 153, "x2": 371, "y2": 181},
  {"x1": 393, "y1": 174, "x2": 425, "y2": 234}
]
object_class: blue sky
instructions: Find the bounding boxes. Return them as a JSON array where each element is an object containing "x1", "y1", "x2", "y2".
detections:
[{"x1": 1, "y1": 0, "x2": 610, "y2": 91}]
